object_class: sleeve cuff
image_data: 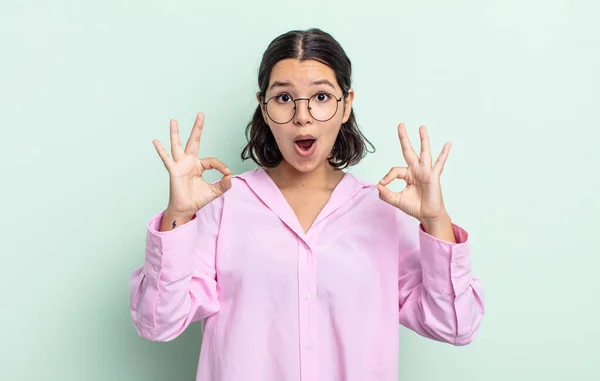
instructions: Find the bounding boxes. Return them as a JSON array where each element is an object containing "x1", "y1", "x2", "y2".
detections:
[
  {"x1": 418, "y1": 222, "x2": 472, "y2": 295},
  {"x1": 144, "y1": 210, "x2": 199, "y2": 282}
]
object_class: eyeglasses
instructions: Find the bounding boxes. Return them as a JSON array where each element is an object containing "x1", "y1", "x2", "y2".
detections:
[{"x1": 262, "y1": 91, "x2": 347, "y2": 124}]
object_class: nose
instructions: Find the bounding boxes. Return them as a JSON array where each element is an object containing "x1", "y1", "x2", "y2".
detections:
[{"x1": 293, "y1": 98, "x2": 313, "y2": 126}]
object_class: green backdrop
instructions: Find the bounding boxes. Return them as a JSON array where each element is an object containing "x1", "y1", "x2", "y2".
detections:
[{"x1": 1, "y1": 0, "x2": 598, "y2": 380}]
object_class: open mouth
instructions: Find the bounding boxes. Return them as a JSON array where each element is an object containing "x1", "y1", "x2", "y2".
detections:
[
  {"x1": 295, "y1": 139, "x2": 316, "y2": 151},
  {"x1": 293, "y1": 136, "x2": 317, "y2": 157}
]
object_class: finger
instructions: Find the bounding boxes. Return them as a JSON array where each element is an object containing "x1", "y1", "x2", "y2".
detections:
[
  {"x1": 398, "y1": 123, "x2": 419, "y2": 166},
  {"x1": 184, "y1": 112, "x2": 204, "y2": 157},
  {"x1": 419, "y1": 125, "x2": 432, "y2": 167},
  {"x1": 211, "y1": 174, "x2": 233, "y2": 196},
  {"x1": 433, "y1": 142, "x2": 452, "y2": 174},
  {"x1": 379, "y1": 166, "x2": 408, "y2": 186},
  {"x1": 377, "y1": 183, "x2": 401, "y2": 205},
  {"x1": 199, "y1": 157, "x2": 232, "y2": 176},
  {"x1": 170, "y1": 119, "x2": 186, "y2": 162},
  {"x1": 152, "y1": 139, "x2": 175, "y2": 171}
]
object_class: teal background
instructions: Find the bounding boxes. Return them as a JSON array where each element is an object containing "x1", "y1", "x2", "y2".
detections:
[{"x1": 1, "y1": 0, "x2": 598, "y2": 380}]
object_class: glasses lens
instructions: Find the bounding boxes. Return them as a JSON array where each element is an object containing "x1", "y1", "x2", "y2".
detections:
[
  {"x1": 266, "y1": 95, "x2": 295, "y2": 124},
  {"x1": 309, "y1": 92, "x2": 338, "y2": 121}
]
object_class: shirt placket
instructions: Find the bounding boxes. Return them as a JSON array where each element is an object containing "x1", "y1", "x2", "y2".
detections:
[{"x1": 298, "y1": 238, "x2": 318, "y2": 381}]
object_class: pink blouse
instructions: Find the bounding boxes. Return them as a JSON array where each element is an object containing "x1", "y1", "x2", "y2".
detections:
[{"x1": 129, "y1": 167, "x2": 485, "y2": 381}]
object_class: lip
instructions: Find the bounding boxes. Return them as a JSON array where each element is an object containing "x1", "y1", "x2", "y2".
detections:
[{"x1": 294, "y1": 134, "x2": 317, "y2": 142}]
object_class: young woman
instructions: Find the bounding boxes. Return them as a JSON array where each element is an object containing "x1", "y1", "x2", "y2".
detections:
[{"x1": 129, "y1": 28, "x2": 485, "y2": 381}]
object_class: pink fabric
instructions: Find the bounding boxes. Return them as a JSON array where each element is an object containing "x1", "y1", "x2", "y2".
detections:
[{"x1": 129, "y1": 167, "x2": 484, "y2": 381}]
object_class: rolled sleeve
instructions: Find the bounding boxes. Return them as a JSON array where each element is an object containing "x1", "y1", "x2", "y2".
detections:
[
  {"x1": 145, "y1": 210, "x2": 199, "y2": 283},
  {"x1": 418, "y1": 222, "x2": 472, "y2": 295}
]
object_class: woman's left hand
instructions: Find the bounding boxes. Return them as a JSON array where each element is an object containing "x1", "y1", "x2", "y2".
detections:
[{"x1": 377, "y1": 123, "x2": 452, "y2": 225}]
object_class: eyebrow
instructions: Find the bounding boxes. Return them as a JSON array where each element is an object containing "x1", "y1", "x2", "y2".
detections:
[{"x1": 268, "y1": 79, "x2": 336, "y2": 91}]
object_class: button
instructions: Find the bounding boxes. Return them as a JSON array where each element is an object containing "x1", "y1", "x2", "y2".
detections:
[
  {"x1": 304, "y1": 293, "x2": 311, "y2": 300},
  {"x1": 152, "y1": 265, "x2": 159, "y2": 272},
  {"x1": 305, "y1": 343, "x2": 312, "y2": 350},
  {"x1": 153, "y1": 246, "x2": 161, "y2": 254}
]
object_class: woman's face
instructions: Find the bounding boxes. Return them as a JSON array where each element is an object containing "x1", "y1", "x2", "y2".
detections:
[{"x1": 258, "y1": 58, "x2": 354, "y2": 173}]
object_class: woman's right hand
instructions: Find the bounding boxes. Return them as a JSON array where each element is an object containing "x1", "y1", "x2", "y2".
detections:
[{"x1": 153, "y1": 112, "x2": 232, "y2": 218}]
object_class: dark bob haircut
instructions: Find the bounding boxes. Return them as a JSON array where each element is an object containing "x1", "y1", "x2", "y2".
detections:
[{"x1": 241, "y1": 28, "x2": 375, "y2": 170}]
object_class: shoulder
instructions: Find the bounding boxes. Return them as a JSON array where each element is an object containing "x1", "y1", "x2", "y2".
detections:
[
  {"x1": 341, "y1": 171, "x2": 401, "y2": 219},
  {"x1": 344, "y1": 170, "x2": 375, "y2": 190},
  {"x1": 345, "y1": 171, "x2": 416, "y2": 225},
  {"x1": 197, "y1": 168, "x2": 259, "y2": 214},
  {"x1": 216, "y1": 167, "x2": 265, "y2": 206},
  {"x1": 230, "y1": 167, "x2": 260, "y2": 185},
  {"x1": 227, "y1": 167, "x2": 261, "y2": 196}
]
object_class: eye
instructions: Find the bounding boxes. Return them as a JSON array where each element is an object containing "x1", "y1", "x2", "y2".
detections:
[
  {"x1": 275, "y1": 93, "x2": 292, "y2": 103},
  {"x1": 314, "y1": 92, "x2": 331, "y2": 102}
]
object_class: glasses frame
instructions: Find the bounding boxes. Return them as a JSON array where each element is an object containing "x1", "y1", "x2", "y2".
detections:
[{"x1": 262, "y1": 90, "x2": 348, "y2": 124}]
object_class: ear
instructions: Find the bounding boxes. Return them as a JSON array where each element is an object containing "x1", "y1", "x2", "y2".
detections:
[
  {"x1": 256, "y1": 92, "x2": 268, "y2": 123},
  {"x1": 342, "y1": 89, "x2": 354, "y2": 124}
]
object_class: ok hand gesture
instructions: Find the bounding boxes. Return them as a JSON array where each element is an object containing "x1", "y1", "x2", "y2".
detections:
[
  {"x1": 377, "y1": 123, "x2": 452, "y2": 225},
  {"x1": 153, "y1": 112, "x2": 232, "y2": 217}
]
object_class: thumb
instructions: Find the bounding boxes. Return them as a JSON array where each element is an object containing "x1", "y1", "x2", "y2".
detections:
[
  {"x1": 211, "y1": 174, "x2": 232, "y2": 196},
  {"x1": 377, "y1": 183, "x2": 396, "y2": 205}
]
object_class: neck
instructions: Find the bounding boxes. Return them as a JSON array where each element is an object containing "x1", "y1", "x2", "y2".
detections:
[{"x1": 265, "y1": 160, "x2": 344, "y2": 190}]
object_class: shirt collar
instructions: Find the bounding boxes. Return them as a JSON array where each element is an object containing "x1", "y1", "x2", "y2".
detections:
[{"x1": 234, "y1": 167, "x2": 371, "y2": 240}]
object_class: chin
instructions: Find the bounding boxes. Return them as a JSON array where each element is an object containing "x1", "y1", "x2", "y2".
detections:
[
  {"x1": 283, "y1": 155, "x2": 330, "y2": 174},
  {"x1": 291, "y1": 163, "x2": 321, "y2": 173}
]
